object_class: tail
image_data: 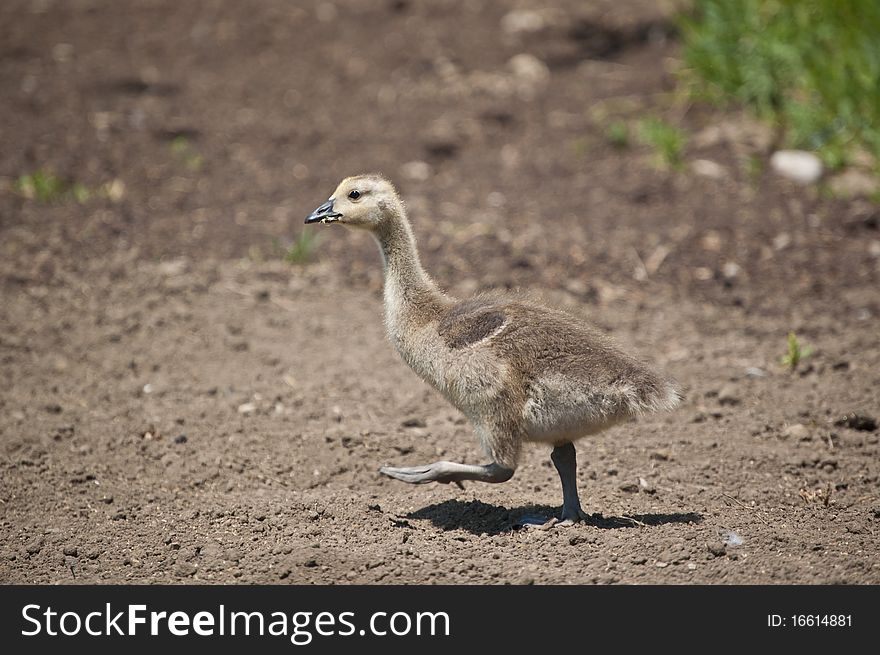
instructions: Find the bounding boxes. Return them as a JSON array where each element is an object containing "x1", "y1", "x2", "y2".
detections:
[
  {"x1": 652, "y1": 376, "x2": 683, "y2": 413},
  {"x1": 616, "y1": 373, "x2": 682, "y2": 417}
]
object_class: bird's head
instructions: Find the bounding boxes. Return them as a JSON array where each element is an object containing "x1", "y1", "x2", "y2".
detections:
[{"x1": 304, "y1": 174, "x2": 402, "y2": 231}]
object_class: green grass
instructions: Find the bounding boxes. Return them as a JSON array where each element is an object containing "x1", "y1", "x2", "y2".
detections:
[
  {"x1": 638, "y1": 118, "x2": 687, "y2": 169},
  {"x1": 781, "y1": 332, "x2": 813, "y2": 370},
  {"x1": 679, "y1": 0, "x2": 880, "y2": 170},
  {"x1": 16, "y1": 171, "x2": 67, "y2": 202},
  {"x1": 71, "y1": 182, "x2": 91, "y2": 203},
  {"x1": 606, "y1": 121, "x2": 630, "y2": 149},
  {"x1": 16, "y1": 170, "x2": 99, "y2": 204},
  {"x1": 169, "y1": 136, "x2": 204, "y2": 172},
  {"x1": 281, "y1": 231, "x2": 321, "y2": 265}
]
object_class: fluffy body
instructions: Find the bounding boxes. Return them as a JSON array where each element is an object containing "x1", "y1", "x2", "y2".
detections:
[{"x1": 385, "y1": 284, "x2": 679, "y2": 470}]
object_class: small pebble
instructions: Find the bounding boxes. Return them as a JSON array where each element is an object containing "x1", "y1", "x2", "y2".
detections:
[
  {"x1": 508, "y1": 53, "x2": 549, "y2": 83},
  {"x1": 173, "y1": 561, "x2": 197, "y2": 577},
  {"x1": 828, "y1": 169, "x2": 880, "y2": 198},
  {"x1": 770, "y1": 150, "x2": 823, "y2": 184},
  {"x1": 782, "y1": 423, "x2": 810, "y2": 440},
  {"x1": 692, "y1": 159, "x2": 725, "y2": 179},
  {"x1": 717, "y1": 384, "x2": 741, "y2": 406},
  {"x1": 707, "y1": 542, "x2": 727, "y2": 557}
]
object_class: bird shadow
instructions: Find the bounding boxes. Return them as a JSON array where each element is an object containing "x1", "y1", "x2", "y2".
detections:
[{"x1": 405, "y1": 499, "x2": 702, "y2": 536}]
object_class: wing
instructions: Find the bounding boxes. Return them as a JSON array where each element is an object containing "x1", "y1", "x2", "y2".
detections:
[{"x1": 437, "y1": 297, "x2": 507, "y2": 349}]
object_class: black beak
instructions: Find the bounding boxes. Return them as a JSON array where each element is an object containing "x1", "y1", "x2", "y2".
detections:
[{"x1": 305, "y1": 199, "x2": 342, "y2": 224}]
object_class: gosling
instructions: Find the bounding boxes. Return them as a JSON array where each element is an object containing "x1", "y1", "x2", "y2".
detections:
[{"x1": 305, "y1": 174, "x2": 680, "y2": 524}]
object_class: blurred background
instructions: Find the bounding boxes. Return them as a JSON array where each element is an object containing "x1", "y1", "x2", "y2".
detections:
[
  {"x1": 1, "y1": 0, "x2": 879, "y2": 584},
  {"x1": 2, "y1": 0, "x2": 878, "y2": 304}
]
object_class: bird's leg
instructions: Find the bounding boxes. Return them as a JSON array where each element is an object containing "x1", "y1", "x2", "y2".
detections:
[
  {"x1": 551, "y1": 442, "x2": 588, "y2": 523},
  {"x1": 380, "y1": 461, "x2": 514, "y2": 485},
  {"x1": 519, "y1": 442, "x2": 588, "y2": 529}
]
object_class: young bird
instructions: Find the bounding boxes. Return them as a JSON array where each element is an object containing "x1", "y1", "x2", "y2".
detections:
[{"x1": 305, "y1": 175, "x2": 680, "y2": 525}]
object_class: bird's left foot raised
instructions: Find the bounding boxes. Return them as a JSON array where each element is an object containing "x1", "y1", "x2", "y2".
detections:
[
  {"x1": 380, "y1": 460, "x2": 514, "y2": 485},
  {"x1": 379, "y1": 463, "x2": 453, "y2": 485}
]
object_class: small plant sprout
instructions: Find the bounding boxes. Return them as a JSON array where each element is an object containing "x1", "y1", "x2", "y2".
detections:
[
  {"x1": 16, "y1": 171, "x2": 66, "y2": 203},
  {"x1": 71, "y1": 183, "x2": 91, "y2": 204},
  {"x1": 607, "y1": 121, "x2": 630, "y2": 148},
  {"x1": 169, "y1": 136, "x2": 204, "y2": 172},
  {"x1": 638, "y1": 118, "x2": 687, "y2": 169},
  {"x1": 284, "y1": 230, "x2": 321, "y2": 265},
  {"x1": 169, "y1": 136, "x2": 190, "y2": 156},
  {"x1": 16, "y1": 170, "x2": 96, "y2": 204},
  {"x1": 781, "y1": 332, "x2": 813, "y2": 370}
]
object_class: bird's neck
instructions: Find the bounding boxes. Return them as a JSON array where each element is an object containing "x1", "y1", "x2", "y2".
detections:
[{"x1": 373, "y1": 209, "x2": 446, "y2": 319}]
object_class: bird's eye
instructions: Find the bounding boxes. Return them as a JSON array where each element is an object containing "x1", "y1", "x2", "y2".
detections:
[{"x1": 348, "y1": 190, "x2": 361, "y2": 200}]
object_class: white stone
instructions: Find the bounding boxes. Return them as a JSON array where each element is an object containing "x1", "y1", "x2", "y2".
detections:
[
  {"x1": 772, "y1": 232, "x2": 792, "y2": 251},
  {"x1": 508, "y1": 53, "x2": 549, "y2": 83},
  {"x1": 782, "y1": 423, "x2": 810, "y2": 440},
  {"x1": 770, "y1": 150, "x2": 823, "y2": 184},
  {"x1": 692, "y1": 159, "x2": 725, "y2": 179},
  {"x1": 157, "y1": 258, "x2": 188, "y2": 276},
  {"x1": 722, "y1": 261, "x2": 740, "y2": 279}
]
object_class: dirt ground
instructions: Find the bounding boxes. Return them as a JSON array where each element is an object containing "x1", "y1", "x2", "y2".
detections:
[{"x1": 1, "y1": 0, "x2": 878, "y2": 584}]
